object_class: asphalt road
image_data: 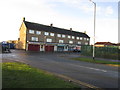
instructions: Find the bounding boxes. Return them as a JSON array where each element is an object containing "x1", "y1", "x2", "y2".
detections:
[{"x1": 2, "y1": 50, "x2": 119, "y2": 88}]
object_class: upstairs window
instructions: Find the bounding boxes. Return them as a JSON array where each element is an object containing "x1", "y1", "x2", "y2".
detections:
[
  {"x1": 77, "y1": 37, "x2": 79, "y2": 40},
  {"x1": 84, "y1": 38, "x2": 87, "y2": 40},
  {"x1": 87, "y1": 38, "x2": 89, "y2": 41},
  {"x1": 80, "y1": 37, "x2": 82, "y2": 40},
  {"x1": 29, "y1": 30, "x2": 34, "y2": 34},
  {"x1": 50, "y1": 33, "x2": 54, "y2": 36},
  {"x1": 72, "y1": 36, "x2": 75, "y2": 39},
  {"x1": 59, "y1": 40, "x2": 64, "y2": 43},
  {"x1": 62, "y1": 35, "x2": 65, "y2": 38},
  {"x1": 68, "y1": 35, "x2": 71, "y2": 38},
  {"x1": 69, "y1": 41, "x2": 73, "y2": 44},
  {"x1": 31, "y1": 37, "x2": 38, "y2": 41},
  {"x1": 46, "y1": 38, "x2": 52, "y2": 42},
  {"x1": 57, "y1": 34, "x2": 61, "y2": 37},
  {"x1": 36, "y1": 31, "x2": 41, "y2": 35},
  {"x1": 44, "y1": 32, "x2": 49, "y2": 36}
]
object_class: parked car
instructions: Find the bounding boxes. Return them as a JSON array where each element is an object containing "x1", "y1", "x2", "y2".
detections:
[
  {"x1": 73, "y1": 46, "x2": 81, "y2": 52},
  {"x1": 1, "y1": 41, "x2": 11, "y2": 53}
]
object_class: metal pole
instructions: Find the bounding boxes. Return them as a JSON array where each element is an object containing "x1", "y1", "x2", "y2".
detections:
[
  {"x1": 89, "y1": 0, "x2": 96, "y2": 60},
  {"x1": 93, "y1": 2, "x2": 96, "y2": 60}
]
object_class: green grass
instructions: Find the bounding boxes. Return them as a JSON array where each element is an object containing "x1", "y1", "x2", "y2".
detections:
[
  {"x1": 72, "y1": 57, "x2": 120, "y2": 65},
  {"x1": 2, "y1": 62, "x2": 80, "y2": 88}
]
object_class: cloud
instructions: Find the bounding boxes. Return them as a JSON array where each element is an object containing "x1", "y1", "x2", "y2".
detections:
[{"x1": 0, "y1": 0, "x2": 118, "y2": 44}]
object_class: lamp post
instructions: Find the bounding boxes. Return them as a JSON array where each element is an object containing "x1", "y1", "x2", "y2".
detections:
[{"x1": 89, "y1": 0, "x2": 96, "y2": 60}]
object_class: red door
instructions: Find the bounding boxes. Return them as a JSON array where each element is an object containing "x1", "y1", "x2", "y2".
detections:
[
  {"x1": 28, "y1": 44, "x2": 40, "y2": 51},
  {"x1": 45, "y1": 46, "x2": 54, "y2": 52}
]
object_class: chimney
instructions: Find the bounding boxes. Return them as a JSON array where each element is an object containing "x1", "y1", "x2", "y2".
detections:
[
  {"x1": 84, "y1": 31, "x2": 86, "y2": 34},
  {"x1": 23, "y1": 17, "x2": 25, "y2": 21},
  {"x1": 50, "y1": 23, "x2": 53, "y2": 27},
  {"x1": 70, "y1": 28, "x2": 72, "y2": 31}
]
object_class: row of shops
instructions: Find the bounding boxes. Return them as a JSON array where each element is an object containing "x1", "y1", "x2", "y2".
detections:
[{"x1": 26, "y1": 42, "x2": 81, "y2": 52}]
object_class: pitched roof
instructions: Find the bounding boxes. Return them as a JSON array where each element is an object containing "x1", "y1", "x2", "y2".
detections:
[
  {"x1": 95, "y1": 42, "x2": 113, "y2": 45},
  {"x1": 24, "y1": 21, "x2": 90, "y2": 38}
]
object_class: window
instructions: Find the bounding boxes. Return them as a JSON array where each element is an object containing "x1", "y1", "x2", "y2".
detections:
[
  {"x1": 85, "y1": 42, "x2": 88, "y2": 45},
  {"x1": 29, "y1": 30, "x2": 34, "y2": 34},
  {"x1": 77, "y1": 37, "x2": 79, "y2": 40},
  {"x1": 87, "y1": 38, "x2": 89, "y2": 41},
  {"x1": 46, "y1": 38, "x2": 52, "y2": 42},
  {"x1": 80, "y1": 37, "x2": 82, "y2": 40},
  {"x1": 78, "y1": 41, "x2": 81, "y2": 44},
  {"x1": 59, "y1": 40, "x2": 64, "y2": 43},
  {"x1": 69, "y1": 41, "x2": 73, "y2": 44},
  {"x1": 50, "y1": 33, "x2": 54, "y2": 36},
  {"x1": 31, "y1": 37, "x2": 38, "y2": 41},
  {"x1": 44, "y1": 32, "x2": 49, "y2": 36},
  {"x1": 72, "y1": 36, "x2": 75, "y2": 39},
  {"x1": 62, "y1": 35, "x2": 65, "y2": 38},
  {"x1": 57, "y1": 34, "x2": 61, "y2": 37},
  {"x1": 84, "y1": 38, "x2": 86, "y2": 40},
  {"x1": 36, "y1": 31, "x2": 41, "y2": 35},
  {"x1": 68, "y1": 35, "x2": 71, "y2": 38}
]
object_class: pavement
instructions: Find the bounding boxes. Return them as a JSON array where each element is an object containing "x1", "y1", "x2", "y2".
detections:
[{"x1": 2, "y1": 50, "x2": 120, "y2": 89}]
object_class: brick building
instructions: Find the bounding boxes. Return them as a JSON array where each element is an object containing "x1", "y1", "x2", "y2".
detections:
[{"x1": 17, "y1": 17, "x2": 90, "y2": 51}]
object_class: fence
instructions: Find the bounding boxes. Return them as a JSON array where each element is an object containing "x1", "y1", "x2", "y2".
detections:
[{"x1": 81, "y1": 45, "x2": 119, "y2": 60}]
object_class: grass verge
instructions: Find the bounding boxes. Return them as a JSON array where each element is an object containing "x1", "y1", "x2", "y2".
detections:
[
  {"x1": 2, "y1": 62, "x2": 80, "y2": 88},
  {"x1": 71, "y1": 57, "x2": 120, "y2": 66}
]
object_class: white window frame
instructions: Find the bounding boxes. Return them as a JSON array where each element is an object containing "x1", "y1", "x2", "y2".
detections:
[
  {"x1": 69, "y1": 40, "x2": 73, "y2": 44},
  {"x1": 77, "y1": 37, "x2": 79, "y2": 40},
  {"x1": 31, "y1": 37, "x2": 38, "y2": 41},
  {"x1": 57, "y1": 34, "x2": 61, "y2": 37},
  {"x1": 80, "y1": 37, "x2": 82, "y2": 40},
  {"x1": 50, "y1": 33, "x2": 54, "y2": 36},
  {"x1": 44, "y1": 32, "x2": 49, "y2": 36},
  {"x1": 62, "y1": 35, "x2": 65, "y2": 38},
  {"x1": 68, "y1": 35, "x2": 71, "y2": 38},
  {"x1": 78, "y1": 41, "x2": 81, "y2": 44},
  {"x1": 87, "y1": 38, "x2": 89, "y2": 41},
  {"x1": 29, "y1": 30, "x2": 34, "y2": 34},
  {"x1": 72, "y1": 36, "x2": 75, "y2": 39},
  {"x1": 59, "y1": 40, "x2": 64, "y2": 43},
  {"x1": 85, "y1": 42, "x2": 88, "y2": 45},
  {"x1": 46, "y1": 38, "x2": 52, "y2": 42},
  {"x1": 36, "y1": 31, "x2": 41, "y2": 35}
]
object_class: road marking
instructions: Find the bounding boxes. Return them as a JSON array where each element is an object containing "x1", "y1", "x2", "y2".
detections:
[{"x1": 70, "y1": 64, "x2": 107, "y2": 72}]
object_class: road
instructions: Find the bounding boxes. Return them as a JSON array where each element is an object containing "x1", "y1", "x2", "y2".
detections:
[{"x1": 2, "y1": 50, "x2": 119, "y2": 88}]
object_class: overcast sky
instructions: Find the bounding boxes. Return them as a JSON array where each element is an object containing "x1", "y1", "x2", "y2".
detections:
[{"x1": 0, "y1": 0, "x2": 118, "y2": 44}]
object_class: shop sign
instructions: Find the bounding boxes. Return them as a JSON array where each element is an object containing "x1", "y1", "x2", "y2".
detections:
[{"x1": 57, "y1": 44, "x2": 65, "y2": 46}]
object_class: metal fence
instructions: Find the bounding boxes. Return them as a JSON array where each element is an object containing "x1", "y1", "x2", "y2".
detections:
[{"x1": 81, "y1": 45, "x2": 119, "y2": 60}]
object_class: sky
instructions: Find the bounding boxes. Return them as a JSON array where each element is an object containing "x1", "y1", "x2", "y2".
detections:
[{"x1": 0, "y1": 0, "x2": 118, "y2": 44}]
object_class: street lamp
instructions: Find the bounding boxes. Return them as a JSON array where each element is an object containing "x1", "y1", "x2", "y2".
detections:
[{"x1": 89, "y1": 0, "x2": 96, "y2": 60}]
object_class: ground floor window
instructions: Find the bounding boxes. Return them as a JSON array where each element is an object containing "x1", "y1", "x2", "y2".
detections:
[
  {"x1": 68, "y1": 46, "x2": 74, "y2": 51},
  {"x1": 57, "y1": 46, "x2": 64, "y2": 51}
]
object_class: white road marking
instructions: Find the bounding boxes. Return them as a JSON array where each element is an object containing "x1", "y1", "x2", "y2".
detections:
[{"x1": 70, "y1": 64, "x2": 107, "y2": 72}]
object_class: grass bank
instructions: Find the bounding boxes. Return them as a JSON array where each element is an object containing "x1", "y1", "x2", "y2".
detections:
[
  {"x1": 71, "y1": 57, "x2": 120, "y2": 66},
  {"x1": 2, "y1": 62, "x2": 80, "y2": 88}
]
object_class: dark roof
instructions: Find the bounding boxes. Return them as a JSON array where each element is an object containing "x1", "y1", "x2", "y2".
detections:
[
  {"x1": 95, "y1": 42, "x2": 114, "y2": 45},
  {"x1": 24, "y1": 21, "x2": 90, "y2": 38}
]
